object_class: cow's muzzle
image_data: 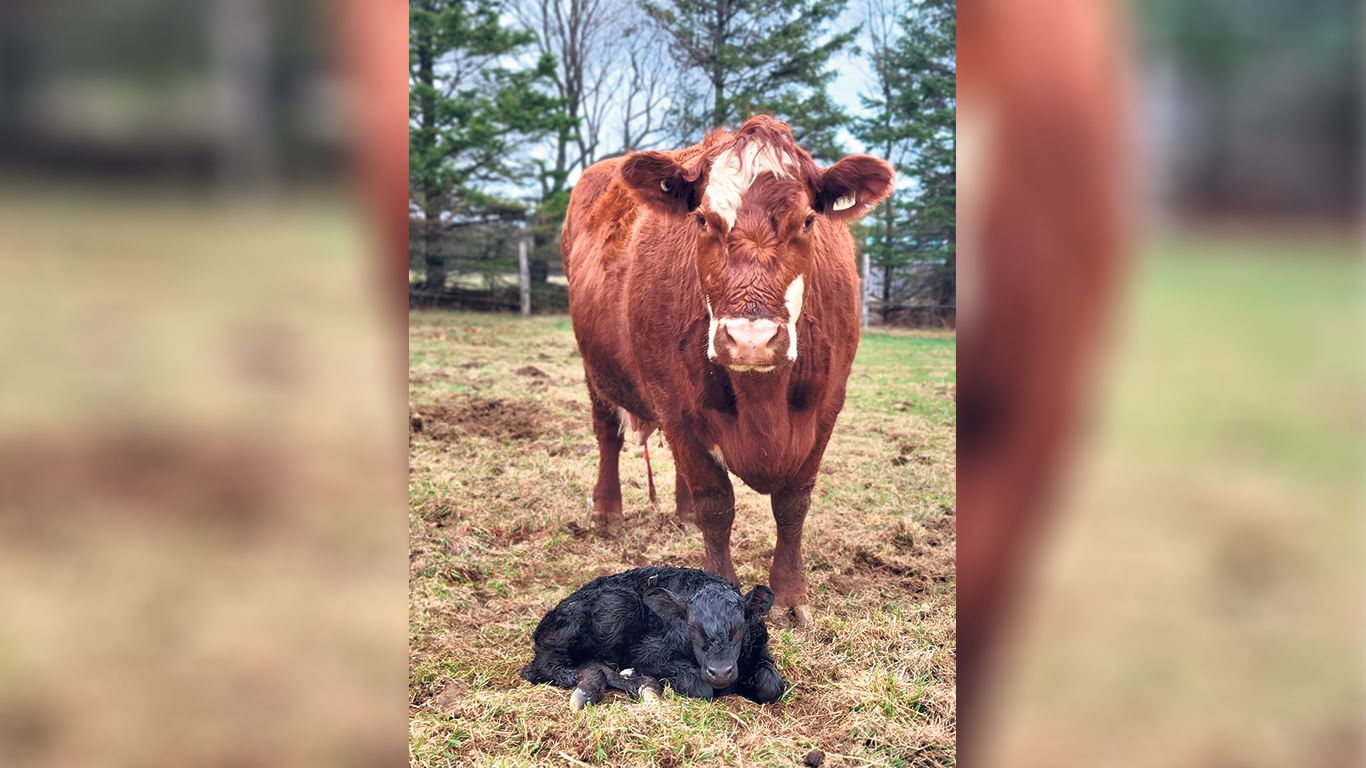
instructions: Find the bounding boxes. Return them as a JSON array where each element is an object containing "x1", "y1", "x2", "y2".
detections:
[{"x1": 711, "y1": 317, "x2": 788, "y2": 371}]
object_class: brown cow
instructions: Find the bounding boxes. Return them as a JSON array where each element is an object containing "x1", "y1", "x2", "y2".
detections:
[
  {"x1": 957, "y1": 0, "x2": 1126, "y2": 755},
  {"x1": 561, "y1": 116, "x2": 894, "y2": 625}
]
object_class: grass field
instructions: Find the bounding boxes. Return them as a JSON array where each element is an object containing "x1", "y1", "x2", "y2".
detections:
[
  {"x1": 988, "y1": 234, "x2": 1363, "y2": 767},
  {"x1": 408, "y1": 313, "x2": 956, "y2": 767}
]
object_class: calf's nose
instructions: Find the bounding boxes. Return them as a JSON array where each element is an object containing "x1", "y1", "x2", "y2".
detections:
[
  {"x1": 706, "y1": 663, "x2": 736, "y2": 683},
  {"x1": 716, "y1": 318, "x2": 781, "y2": 367}
]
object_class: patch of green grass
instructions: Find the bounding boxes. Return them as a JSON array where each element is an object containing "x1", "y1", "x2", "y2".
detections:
[
  {"x1": 409, "y1": 311, "x2": 955, "y2": 767},
  {"x1": 993, "y1": 233, "x2": 1362, "y2": 767}
]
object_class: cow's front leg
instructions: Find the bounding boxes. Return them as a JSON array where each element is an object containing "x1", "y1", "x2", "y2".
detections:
[
  {"x1": 674, "y1": 442, "x2": 738, "y2": 585},
  {"x1": 673, "y1": 463, "x2": 696, "y2": 525},
  {"x1": 770, "y1": 485, "x2": 813, "y2": 626}
]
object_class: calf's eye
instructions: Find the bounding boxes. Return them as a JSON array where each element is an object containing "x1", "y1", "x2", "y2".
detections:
[{"x1": 695, "y1": 213, "x2": 707, "y2": 229}]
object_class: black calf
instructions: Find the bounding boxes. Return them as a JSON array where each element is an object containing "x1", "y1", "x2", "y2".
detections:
[{"x1": 520, "y1": 566, "x2": 785, "y2": 708}]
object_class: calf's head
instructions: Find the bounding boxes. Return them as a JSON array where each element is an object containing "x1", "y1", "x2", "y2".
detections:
[
  {"x1": 644, "y1": 583, "x2": 775, "y2": 688},
  {"x1": 622, "y1": 118, "x2": 894, "y2": 372}
]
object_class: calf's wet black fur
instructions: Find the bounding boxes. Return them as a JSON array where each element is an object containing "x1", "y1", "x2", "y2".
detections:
[{"x1": 520, "y1": 566, "x2": 785, "y2": 708}]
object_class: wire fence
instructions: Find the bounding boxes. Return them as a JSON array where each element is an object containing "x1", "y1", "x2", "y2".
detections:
[{"x1": 409, "y1": 225, "x2": 953, "y2": 327}]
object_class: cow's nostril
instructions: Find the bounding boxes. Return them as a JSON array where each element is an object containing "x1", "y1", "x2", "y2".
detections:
[{"x1": 718, "y1": 318, "x2": 780, "y2": 364}]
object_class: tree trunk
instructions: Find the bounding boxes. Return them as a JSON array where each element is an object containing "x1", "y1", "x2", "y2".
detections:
[
  {"x1": 422, "y1": 215, "x2": 446, "y2": 292},
  {"x1": 414, "y1": 16, "x2": 444, "y2": 293},
  {"x1": 530, "y1": 257, "x2": 550, "y2": 284},
  {"x1": 713, "y1": 75, "x2": 726, "y2": 130},
  {"x1": 882, "y1": 263, "x2": 893, "y2": 323},
  {"x1": 711, "y1": 0, "x2": 726, "y2": 129}
]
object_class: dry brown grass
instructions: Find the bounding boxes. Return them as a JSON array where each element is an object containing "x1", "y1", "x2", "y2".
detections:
[{"x1": 409, "y1": 312, "x2": 955, "y2": 767}]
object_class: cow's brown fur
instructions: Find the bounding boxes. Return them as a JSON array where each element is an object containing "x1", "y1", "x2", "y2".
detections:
[
  {"x1": 562, "y1": 116, "x2": 893, "y2": 622},
  {"x1": 957, "y1": 0, "x2": 1126, "y2": 753}
]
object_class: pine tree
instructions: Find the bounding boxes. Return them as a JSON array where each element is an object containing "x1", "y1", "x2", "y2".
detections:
[
  {"x1": 640, "y1": 0, "x2": 856, "y2": 161},
  {"x1": 409, "y1": 0, "x2": 564, "y2": 291},
  {"x1": 854, "y1": 0, "x2": 955, "y2": 319}
]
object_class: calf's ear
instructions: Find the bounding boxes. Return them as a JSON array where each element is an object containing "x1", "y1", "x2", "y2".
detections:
[
  {"x1": 744, "y1": 585, "x2": 775, "y2": 619},
  {"x1": 811, "y1": 155, "x2": 895, "y2": 221},
  {"x1": 642, "y1": 588, "x2": 688, "y2": 622},
  {"x1": 621, "y1": 151, "x2": 709, "y2": 215}
]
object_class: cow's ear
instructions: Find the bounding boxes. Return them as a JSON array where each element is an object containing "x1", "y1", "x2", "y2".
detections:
[
  {"x1": 812, "y1": 155, "x2": 895, "y2": 221},
  {"x1": 642, "y1": 588, "x2": 688, "y2": 622},
  {"x1": 744, "y1": 585, "x2": 775, "y2": 619},
  {"x1": 621, "y1": 151, "x2": 708, "y2": 215}
]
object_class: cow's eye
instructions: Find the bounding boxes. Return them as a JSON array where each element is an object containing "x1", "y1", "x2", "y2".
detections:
[
  {"x1": 803, "y1": 214, "x2": 816, "y2": 230},
  {"x1": 695, "y1": 213, "x2": 708, "y2": 229}
]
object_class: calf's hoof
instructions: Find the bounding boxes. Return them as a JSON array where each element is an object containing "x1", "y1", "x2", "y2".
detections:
[
  {"x1": 752, "y1": 665, "x2": 786, "y2": 704},
  {"x1": 638, "y1": 679, "x2": 664, "y2": 706},
  {"x1": 569, "y1": 687, "x2": 592, "y2": 711}
]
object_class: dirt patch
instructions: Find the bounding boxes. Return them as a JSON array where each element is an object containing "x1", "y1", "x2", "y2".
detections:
[
  {"x1": 849, "y1": 513, "x2": 956, "y2": 594},
  {"x1": 890, "y1": 435, "x2": 934, "y2": 466},
  {"x1": 410, "y1": 397, "x2": 558, "y2": 441},
  {"x1": 853, "y1": 548, "x2": 918, "y2": 576},
  {"x1": 462, "y1": 361, "x2": 486, "y2": 369},
  {"x1": 515, "y1": 365, "x2": 549, "y2": 378},
  {"x1": 431, "y1": 681, "x2": 469, "y2": 713},
  {"x1": 439, "y1": 564, "x2": 487, "y2": 585}
]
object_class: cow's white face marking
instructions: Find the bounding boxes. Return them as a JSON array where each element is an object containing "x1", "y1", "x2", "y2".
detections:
[
  {"x1": 707, "y1": 141, "x2": 795, "y2": 228},
  {"x1": 706, "y1": 298, "x2": 719, "y2": 360},
  {"x1": 831, "y1": 194, "x2": 856, "y2": 211},
  {"x1": 784, "y1": 274, "x2": 805, "y2": 361}
]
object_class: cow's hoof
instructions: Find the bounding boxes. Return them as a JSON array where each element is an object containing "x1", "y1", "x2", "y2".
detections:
[
  {"x1": 776, "y1": 603, "x2": 811, "y2": 627},
  {"x1": 590, "y1": 516, "x2": 623, "y2": 538},
  {"x1": 569, "y1": 687, "x2": 592, "y2": 711}
]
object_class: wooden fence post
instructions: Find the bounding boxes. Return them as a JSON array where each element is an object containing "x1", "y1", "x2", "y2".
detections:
[
  {"x1": 860, "y1": 251, "x2": 871, "y2": 328},
  {"x1": 518, "y1": 236, "x2": 531, "y2": 317}
]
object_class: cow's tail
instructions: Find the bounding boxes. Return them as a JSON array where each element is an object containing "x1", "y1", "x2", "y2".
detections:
[{"x1": 643, "y1": 440, "x2": 657, "y2": 509}]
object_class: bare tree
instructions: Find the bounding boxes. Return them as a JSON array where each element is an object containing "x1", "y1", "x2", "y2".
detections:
[
  {"x1": 616, "y1": 12, "x2": 676, "y2": 153},
  {"x1": 515, "y1": 0, "x2": 620, "y2": 201},
  {"x1": 517, "y1": 0, "x2": 678, "y2": 184}
]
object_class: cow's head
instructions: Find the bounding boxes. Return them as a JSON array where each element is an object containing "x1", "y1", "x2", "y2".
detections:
[{"x1": 622, "y1": 118, "x2": 894, "y2": 372}]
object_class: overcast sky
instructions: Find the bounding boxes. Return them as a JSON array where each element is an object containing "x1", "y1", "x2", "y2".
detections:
[
  {"x1": 501, "y1": 2, "x2": 884, "y2": 197},
  {"x1": 829, "y1": 3, "x2": 879, "y2": 154}
]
